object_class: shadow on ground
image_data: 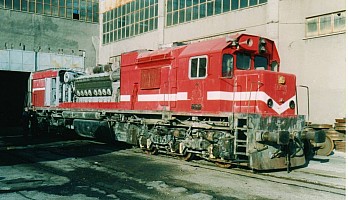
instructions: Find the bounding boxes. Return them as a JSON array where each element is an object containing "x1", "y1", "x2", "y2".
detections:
[{"x1": 0, "y1": 126, "x2": 132, "y2": 167}]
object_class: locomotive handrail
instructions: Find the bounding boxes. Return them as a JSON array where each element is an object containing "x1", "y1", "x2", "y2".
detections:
[
  {"x1": 297, "y1": 85, "x2": 310, "y2": 122},
  {"x1": 232, "y1": 78, "x2": 238, "y2": 122},
  {"x1": 247, "y1": 80, "x2": 264, "y2": 117}
]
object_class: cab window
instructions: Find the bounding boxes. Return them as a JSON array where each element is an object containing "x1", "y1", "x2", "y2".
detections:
[
  {"x1": 222, "y1": 54, "x2": 233, "y2": 77},
  {"x1": 254, "y1": 56, "x2": 268, "y2": 70},
  {"x1": 190, "y1": 56, "x2": 207, "y2": 79},
  {"x1": 271, "y1": 61, "x2": 279, "y2": 72},
  {"x1": 236, "y1": 52, "x2": 251, "y2": 70}
]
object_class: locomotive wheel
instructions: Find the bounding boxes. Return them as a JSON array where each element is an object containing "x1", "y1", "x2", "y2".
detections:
[
  {"x1": 182, "y1": 152, "x2": 194, "y2": 161},
  {"x1": 316, "y1": 135, "x2": 334, "y2": 156},
  {"x1": 145, "y1": 147, "x2": 158, "y2": 155},
  {"x1": 215, "y1": 161, "x2": 232, "y2": 169}
]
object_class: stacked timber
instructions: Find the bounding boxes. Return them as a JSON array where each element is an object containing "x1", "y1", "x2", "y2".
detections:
[
  {"x1": 333, "y1": 118, "x2": 346, "y2": 152},
  {"x1": 335, "y1": 141, "x2": 346, "y2": 152},
  {"x1": 334, "y1": 118, "x2": 346, "y2": 152},
  {"x1": 325, "y1": 128, "x2": 345, "y2": 152},
  {"x1": 310, "y1": 124, "x2": 332, "y2": 129},
  {"x1": 334, "y1": 118, "x2": 346, "y2": 134}
]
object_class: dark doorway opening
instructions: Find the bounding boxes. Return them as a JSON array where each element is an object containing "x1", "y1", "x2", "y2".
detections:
[
  {"x1": 0, "y1": 71, "x2": 30, "y2": 127},
  {"x1": 73, "y1": 9, "x2": 80, "y2": 20}
]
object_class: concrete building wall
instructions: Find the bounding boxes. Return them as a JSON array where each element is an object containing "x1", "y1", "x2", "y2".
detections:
[
  {"x1": 98, "y1": 0, "x2": 345, "y2": 124},
  {"x1": 164, "y1": 5, "x2": 268, "y2": 43},
  {"x1": 0, "y1": 9, "x2": 99, "y2": 68},
  {"x1": 278, "y1": 0, "x2": 346, "y2": 123},
  {"x1": 99, "y1": 2, "x2": 270, "y2": 64}
]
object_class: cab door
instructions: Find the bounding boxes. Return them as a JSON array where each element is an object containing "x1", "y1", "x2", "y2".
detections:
[
  {"x1": 169, "y1": 66, "x2": 177, "y2": 109},
  {"x1": 188, "y1": 55, "x2": 208, "y2": 111},
  {"x1": 218, "y1": 50, "x2": 236, "y2": 112},
  {"x1": 44, "y1": 77, "x2": 58, "y2": 107}
]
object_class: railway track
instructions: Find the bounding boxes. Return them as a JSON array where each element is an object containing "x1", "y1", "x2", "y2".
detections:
[
  {"x1": 1, "y1": 137, "x2": 346, "y2": 199},
  {"x1": 130, "y1": 149, "x2": 346, "y2": 196},
  {"x1": 192, "y1": 160, "x2": 345, "y2": 195}
]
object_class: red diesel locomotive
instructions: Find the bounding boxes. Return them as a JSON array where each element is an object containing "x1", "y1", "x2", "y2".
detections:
[{"x1": 30, "y1": 34, "x2": 325, "y2": 171}]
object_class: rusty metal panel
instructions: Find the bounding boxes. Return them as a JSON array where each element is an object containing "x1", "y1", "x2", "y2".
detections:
[
  {"x1": 23, "y1": 51, "x2": 35, "y2": 71},
  {"x1": 37, "y1": 53, "x2": 84, "y2": 70},
  {"x1": 0, "y1": 50, "x2": 35, "y2": 72},
  {"x1": 0, "y1": 50, "x2": 83, "y2": 72},
  {"x1": 9, "y1": 50, "x2": 23, "y2": 71},
  {"x1": 0, "y1": 50, "x2": 9, "y2": 70},
  {"x1": 140, "y1": 68, "x2": 161, "y2": 89}
]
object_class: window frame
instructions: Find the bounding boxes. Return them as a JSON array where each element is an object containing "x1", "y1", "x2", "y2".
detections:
[
  {"x1": 166, "y1": 0, "x2": 268, "y2": 27},
  {"x1": 306, "y1": 11, "x2": 346, "y2": 38},
  {"x1": 1, "y1": 0, "x2": 98, "y2": 23},
  {"x1": 254, "y1": 55, "x2": 268, "y2": 70},
  {"x1": 189, "y1": 55, "x2": 208, "y2": 79},
  {"x1": 236, "y1": 52, "x2": 251, "y2": 70},
  {"x1": 222, "y1": 53, "x2": 234, "y2": 77},
  {"x1": 271, "y1": 61, "x2": 278, "y2": 72},
  {"x1": 102, "y1": 0, "x2": 159, "y2": 44}
]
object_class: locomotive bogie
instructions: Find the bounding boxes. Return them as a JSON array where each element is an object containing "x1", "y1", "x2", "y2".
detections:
[
  {"x1": 113, "y1": 122, "x2": 141, "y2": 145},
  {"x1": 73, "y1": 119, "x2": 110, "y2": 139},
  {"x1": 32, "y1": 108, "x2": 319, "y2": 170}
]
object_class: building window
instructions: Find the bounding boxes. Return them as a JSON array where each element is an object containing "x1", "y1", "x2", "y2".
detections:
[
  {"x1": 306, "y1": 11, "x2": 346, "y2": 38},
  {"x1": 22, "y1": 0, "x2": 28, "y2": 11},
  {"x1": 0, "y1": 0, "x2": 98, "y2": 23},
  {"x1": 334, "y1": 11, "x2": 346, "y2": 32},
  {"x1": 5, "y1": 0, "x2": 12, "y2": 9},
  {"x1": 166, "y1": 0, "x2": 267, "y2": 27},
  {"x1": 189, "y1": 56, "x2": 208, "y2": 79},
  {"x1": 102, "y1": 0, "x2": 159, "y2": 45}
]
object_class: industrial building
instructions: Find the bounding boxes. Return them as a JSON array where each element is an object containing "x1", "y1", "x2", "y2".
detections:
[
  {"x1": 0, "y1": 0, "x2": 345, "y2": 126},
  {"x1": 99, "y1": 0, "x2": 346, "y2": 124},
  {"x1": 0, "y1": 0, "x2": 99, "y2": 125}
]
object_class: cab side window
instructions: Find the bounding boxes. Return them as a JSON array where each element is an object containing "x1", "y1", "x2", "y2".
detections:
[
  {"x1": 271, "y1": 61, "x2": 279, "y2": 72},
  {"x1": 190, "y1": 56, "x2": 207, "y2": 79},
  {"x1": 236, "y1": 52, "x2": 251, "y2": 70},
  {"x1": 222, "y1": 54, "x2": 233, "y2": 77}
]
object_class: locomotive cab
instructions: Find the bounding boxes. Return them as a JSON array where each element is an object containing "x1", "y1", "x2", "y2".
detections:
[
  {"x1": 189, "y1": 34, "x2": 297, "y2": 117},
  {"x1": 228, "y1": 36, "x2": 295, "y2": 116}
]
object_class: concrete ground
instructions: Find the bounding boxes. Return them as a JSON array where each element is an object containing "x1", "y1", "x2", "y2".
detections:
[{"x1": 0, "y1": 127, "x2": 346, "y2": 200}]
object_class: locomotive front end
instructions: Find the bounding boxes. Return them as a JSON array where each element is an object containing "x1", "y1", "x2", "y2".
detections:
[
  {"x1": 244, "y1": 72, "x2": 325, "y2": 170},
  {"x1": 228, "y1": 35, "x2": 326, "y2": 170},
  {"x1": 243, "y1": 113, "x2": 325, "y2": 171}
]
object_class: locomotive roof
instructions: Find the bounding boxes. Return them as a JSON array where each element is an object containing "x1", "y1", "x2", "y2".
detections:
[
  {"x1": 136, "y1": 34, "x2": 240, "y2": 61},
  {"x1": 178, "y1": 36, "x2": 234, "y2": 58},
  {"x1": 137, "y1": 47, "x2": 182, "y2": 61},
  {"x1": 134, "y1": 34, "x2": 279, "y2": 65}
]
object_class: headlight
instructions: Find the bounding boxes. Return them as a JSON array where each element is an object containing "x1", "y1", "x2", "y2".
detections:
[
  {"x1": 267, "y1": 99, "x2": 273, "y2": 108},
  {"x1": 289, "y1": 100, "x2": 295, "y2": 109}
]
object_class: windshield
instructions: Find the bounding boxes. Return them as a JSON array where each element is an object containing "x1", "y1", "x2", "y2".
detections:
[
  {"x1": 254, "y1": 56, "x2": 268, "y2": 70},
  {"x1": 236, "y1": 52, "x2": 251, "y2": 70}
]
